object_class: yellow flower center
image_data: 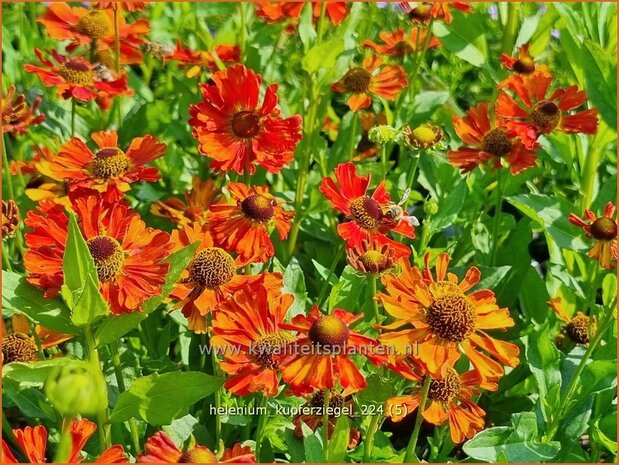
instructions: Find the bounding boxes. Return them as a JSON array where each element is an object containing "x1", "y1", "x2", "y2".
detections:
[
  {"x1": 590, "y1": 217, "x2": 617, "y2": 241},
  {"x1": 2, "y1": 333, "x2": 38, "y2": 364},
  {"x1": 58, "y1": 60, "x2": 93, "y2": 85},
  {"x1": 513, "y1": 57, "x2": 535, "y2": 74},
  {"x1": 77, "y1": 10, "x2": 113, "y2": 39},
  {"x1": 250, "y1": 331, "x2": 295, "y2": 369},
  {"x1": 342, "y1": 67, "x2": 373, "y2": 93},
  {"x1": 428, "y1": 368, "x2": 461, "y2": 402},
  {"x1": 408, "y1": 124, "x2": 443, "y2": 149},
  {"x1": 190, "y1": 247, "x2": 236, "y2": 288},
  {"x1": 359, "y1": 250, "x2": 388, "y2": 273},
  {"x1": 426, "y1": 290, "x2": 476, "y2": 342},
  {"x1": 231, "y1": 111, "x2": 261, "y2": 138},
  {"x1": 92, "y1": 148, "x2": 129, "y2": 180},
  {"x1": 240, "y1": 194, "x2": 275, "y2": 222},
  {"x1": 86, "y1": 236, "x2": 125, "y2": 282},
  {"x1": 531, "y1": 101, "x2": 561, "y2": 132},
  {"x1": 567, "y1": 314, "x2": 593, "y2": 345},
  {"x1": 349, "y1": 196, "x2": 383, "y2": 230},
  {"x1": 309, "y1": 315, "x2": 349, "y2": 350},
  {"x1": 179, "y1": 446, "x2": 218, "y2": 463},
  {"x1": 481, "y1": 128, "x2": 512, "y2": 157}
]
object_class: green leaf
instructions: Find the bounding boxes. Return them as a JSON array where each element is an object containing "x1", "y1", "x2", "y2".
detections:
[
  {"x1": 432, "y1": 12, "x2": 489, "y2": 69},
  {"x1": 2, "y1": 359, "x2": 70, "y2": 388},
  {"x1": 463, "y1": 412, "x2": 561, "y2": 462},
  {"x1": 428, "y1": 180, "x2": 467, "y2": 232},
  {"x1": 109, "y1": 371, "x2": 224, "y2": 425},
  {"x1": 2, "y1": 270, "x2": 79, "y2": 335},
  {"x1": 301, "y1": 422, "x2": 324, "y2": 463},
  {"x1": 62, "y1": 213, "x2": 108, "y2": 326},
  {"x1": 302, "y1": 39, "x2": 345, "y2": 74},
  {"x1": 3, "y1": 378, "x2": 58, "y2": 422},
  {"x1": 581, "y1": 39, "x2": 617, "y2": 129},
  {"x1": 328, "y1": 415, "x2": 350, "y2": 463}
]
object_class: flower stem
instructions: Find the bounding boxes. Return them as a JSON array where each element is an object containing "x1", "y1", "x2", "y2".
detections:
[
  {"x1": 348, "y1": 113, "x2": 358, "y2": 162},
  {"x1": 581, "y1": 146, "x2": 603, "y2": 212},
  {"x1": 317, "y1": 241, "x2": 346, "y2": 309},
  {"x1": 407, "y1": 23, "x2": 434, "y2": 102},
  {"x1": 322, "y1": 389, "x2": 331, "y2": 462},
  {"x1": 2, "y1": 135, "x2": 25, "y2": 257},
  {"x1": 239, "y1": 2, "x2": 247, "y2": 63},
  {"x1": 369, "y1": 275, "x2": 381, "y2": 328},
  {"x1": 406, "y1": 156, "x2": 420, "y2": 192},
  {"x1": 110, "y1": 341, "x2": 141, "y2": 455},
  {"x1": 489, "y1": 169, "x2": 504, "y2": 266},
  {"x1": 29, "y1": 320, "x2": 45, "y2": 360},
  {"x1": 255, "y1": 394, "x2": 269, "y2": 461},
  {"x1": 2, "y1": 241, "x2": 12, "y2": 271},
  {"x1": 404, "y1": 376, "x2": 431, "y2": 463},
  {"x1": 84, "y1": 325, "x2": 109, "y2": 451},
  {"x1": 114, "y1": 6, "x2": 122, "y2": 129},
  {"x1": 363, "y1": 413, "x2": 382, "y2": 462},
  {"x1": 71, "y1": 99, "x2": 76, "y2": 136},
  {"x1": 501, "y1": 2, "x2": 520, "y2": 53}
]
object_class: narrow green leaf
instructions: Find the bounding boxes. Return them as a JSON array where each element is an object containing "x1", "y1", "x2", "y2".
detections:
[{"x1": 328, "y1": 415, "x2": 350, "y2": 463}]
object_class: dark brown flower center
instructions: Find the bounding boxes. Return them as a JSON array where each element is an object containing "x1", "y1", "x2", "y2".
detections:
[
  {"x1": 77, "y1": 9, "x2": 113, "y2": 39},
  {"x1": 231, "y1": 111, "x2": 261, "y2": 138},
  {"x1": 87, "y1": 236, "x2": 125, "y2": 281},
  {"x1": 92, "y1": 148, "x2": 129, "y2": 180},
  {"x1": 179, "y1": 446, "x2": 218, "y2": 463},
  {"x1": 428, "y1": 368, "x2": 461, "y2": 402},
  {"x1": 590, "y1": 217, "x2": 617, "y2": 241},
  {"x1": 310, "y1": 390, "x2": 344, "y2": 411},
  {"x1": 309, "y1": 315, "x2": 349, "y2": 350},
  {"x1": 531, "y1": 101, "x2": 561, "y2": 131},
  {"x1": 2, "y1": 333, "x2": 38, "y2": 364},
  {"x1": 2, "y1": 199, "x2": 20, "y2": 238},
  {"x1": 240, "y1": 194, "x2": 275, "y2": 222},
  {"x1": 408, "y1": 4, "x2": 433, "y2": 23},
  {"x1": 349, "y1": 196, "x2": 383, "y2": 230},
  {"x1": 250, "y1": 331, "x2": 295, "y2": 369},
  {"x1": 342, "y1": 67, "x2": 373, "y2": 93},
  {"x1": 566, "y1": 315, "x2": 592, "y2": 345},
  {"x1": 513, "y1": 57, "x2": 535, "y2": 74},
  {"x1": 58, "y1": 61, "x2": 93, "y2": 85},
  {"x1": 190, "y1": 247, "x2": 236, "y2": 288},
  {"x1": 481, "y1": 128, "x2": 512, "y2": 157},
  {"x1": 394, "y1": 41, "x2": 414, "y2": 56},
  {"x1": 426, "y1": 291, "x2": 476, "y2": 342}
]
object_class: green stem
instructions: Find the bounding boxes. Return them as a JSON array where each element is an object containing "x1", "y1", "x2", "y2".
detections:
[
  {"x1": 489, "y1": 170, "x2": 504, "y2": 266},
  {"x1": 2, "y1": 241, "x2": 12, "y2": 271},
  {"x1": 407, "y1": 23, "x2": 434, "y2": 101},
  {"x1": 317, "y1": 242, "x2": 346, "y2": 309},
  {"x1": 406, "y1": 156, "x2": 420, "y2": 193},
  {"x1": 29, "y1": 320, "x2": 45, "y2": 359},
  {"x1": 84, "y1": 325, "x2": 109, "y2": 451},
  {"x1": 501, "y1": 2, "x2": 520, "y2": 53},
  {"x1": 381, "y1": 145, "x2": 388, "y2": 178},
  {"x1": 348, "y1": 113, "x2": 358, "y2": 162},
  {"x1": 316, "y1": 2, "x2": 327, "y2": 45},
  {"x1": 254, "y1": 394, "x2": 269, "y2": 460},
  {"x1": 2, "y1": 136, "x2": 25, "y2": 257},
  {"x1": 581, "y1": 147, "x2": 602, "y2": 212},
  {"x1": 363, "y1": 413, "x2": 382, "y2": 462},
  {"x1": 239, "y1": 2, "x2": 247, "y2": 62},
  {"x1": 369, "y1": 275, "x2": 381, "y2": 328},
  {"x1": 71, "y1": 99, "x2": 76, "y2": 136},
  {"x1": 404, "y1": 376, "x2": 431, "y2": 463},
  {"x1": 322, "y1": 389, "x2": 331, "y2": 462}
]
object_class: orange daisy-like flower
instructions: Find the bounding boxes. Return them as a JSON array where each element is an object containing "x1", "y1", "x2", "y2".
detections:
[
  {"x1": 138, "y1": 431, "x2": 255, "y2": 463},
  {"x1": 95, "y1": 1, "x2": 148, "y2": 12},
  {"x1": 363, "y1": 28, "x2": 440, "y2": 57},
  {"x1": 500, "y1": 44, "x2": 548, "y2": 77},
  {"x1": 399, "y1": 2, "x2": 472, "y2": 25},
  {"x1": 211, "y1": 285, "x2": 295, "y2": 396},
  {"x1": 189, "y1": 64, "x2": 303, "y2": 175},
  {"x1": 48, "y1": 130, "x2": 166, "y2": 200},
  {"x1": 209, "y1": 183, "x2": 294, "y2": 263},
  {"x1": 548, "y1": 297, "x2": 597, "y2": 346},
  {"x1": 151, "y1": 177, "x2": 219, "y2": 227},
  {"x1": 568, "y1": 202, "x2": 617, "y2": 270},
  {"x1": 38, "y1": 3, "x2": 149, "y2": 64},
  {"x1": 24, "y1": 49, "x2": 130, "y2": 109},
  {"x1": 168, "y1": 223, "x2": 282, "y2": 334},
  {"x1": 2, "y1": 314, "x2": 73, "y2": 357},
  {"x1": 385, "y1": 367, "x2": 487, "y2": 444},
  {"x1": 332, "y1": 56, "x2": 408, "y2": 112},
  {"x1": 280, "y1": 306, "x2": 386, "y2": 395},
  {"x1": 2, "y1": 85, "x2": 45, "y2": 136},
  {"x1": 319, "y1": 162, "x2": 415, "y2": 257},
  {"x1": 346, "y1": 238, "x2": 406, "y2": 275},
  {"x1": 496, "y1": 70, "x2": 599, "y2": 149},
  {"x1": 256, "y1": 2, "x2": 349, "y2": 27},
  {"x1": 166, "y1": 42, "x2": 240, "y2": 78},
  {"x1": 2, "y1": 419, "x2": 127, "y2": 463},
  {"x1": 377, "y1": 253, "x2": 520, "y2": 380},
  {"x1": 24, "y1": 191, "x2": 171, "y2": 314},
  {"x1": 448, "y1": 103, "x2": 538, "y2": 174}
]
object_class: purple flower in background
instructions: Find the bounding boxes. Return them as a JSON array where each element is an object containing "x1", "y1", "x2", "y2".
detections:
[
  {"x1": 551, "y1": 29, "x2": 560, "y2": 39},
  {"x1": 487, "y1": 4, "x2": 499, "y2": 20},
  {"x1": 539, "y1": 4, "x2": 548, "y2": 14}
]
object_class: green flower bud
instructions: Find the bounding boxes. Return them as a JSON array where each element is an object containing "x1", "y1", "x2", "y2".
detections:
[
  {"x1": 45, "y1": 360, "x2": 107, "y2": 416},
  {"x1": 368, "y1": 125, "x2": 398, "y2": 145},
  {"x1": 424, "y1": 199, "x2": 439, "y2": 216}
]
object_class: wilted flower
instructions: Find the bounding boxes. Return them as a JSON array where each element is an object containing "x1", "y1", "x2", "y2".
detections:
[
  {"x1": 568, "y1": 202, "x2": 617, "y2": 270},
  {"x1": 2, "y1": 200, "x2": 19, "y2": 238},
  {"x1": 2, "y1": 85, "x2": 45, "y2": 136}
]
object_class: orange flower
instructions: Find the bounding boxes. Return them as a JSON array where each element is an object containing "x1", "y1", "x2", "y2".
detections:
[
  {"x1": 95, "y1": 1, "x2": 148, "y2": 12},
  {"x1": 24, "y1": 49, "x2": 131, "y2": 109},
  {"x1": 151, "y1": 177, "x2": 219, "y2": 227},
  {"x1": 3, "y1": 314, "x2": 73, "y2": 354},
  {"x1": 168, "y1": 223, "x2": 283, "y2": 334},
  {"x1": 256, "y1": 2, "x2": 349, "y2": 27},
  {"x1": 399, "y1": 2, "x2": 472, "y2": 24},
  {"x1": 385, "y1": 367, "x2": 487, "y2": 444},
  {"x1": 332, "y1": 56, "x2": 408, "y2": 111},
  {"x1": 38, "y1": 3, "x2": 149, "y2": 64},
  {"x1": 1, "y1": 419, "x2": 127, "y2": 463},
  {"x1": 548, "y1": 297, "x2": 597, "y2": 346},
  {"x1": 47, "y1": 131, "x2": 166, "y2": 200},
  {"x1": 2, "y1": 85, "x2": 45, "y2": 136},
  {"x1": 211, "y1": 285, "x2": 294, "y2": 396},
  {"x1": 320, "y1": 162, "x2": 415, "y2": 257},
  {"x1": 377, "y1": 253, "x2": 520, "y2": 381},
  {"x1": 24, "y1": 191, "x2": 171, "y2": 314},
  {"x1": 568, "y1": 202, "x2": 617, "y2": 270},
  {"x1": 138, "y1": 431, "x2": 255, "y2": 463},
  {"x1": 166, "y1": 41, "x2": 240, "y2": 78},
  {"x1": 189, "y1": 64, "x2": 303, "y2": 175},
  {"x1": 280, "y1": 306, "x2": 386, "y2": 395},
  {"x1": 209, "y1": 183, "x2": 294, "y2": 263},
  {"x1": 448, "y1": 103, "x2": 538, "y2": 174},
  {"x1": 363, "y1": 28, "x2": 440, "y2": 57},
  {"x1": 496, "y1": 70, "x2": 599, "y2": 149},
  {"x1": 500, "y1": 44, "x2": 548, "y2": 77},
  {"x1": 346, "y1": 238, "x2": 405, "y2": 275}
]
